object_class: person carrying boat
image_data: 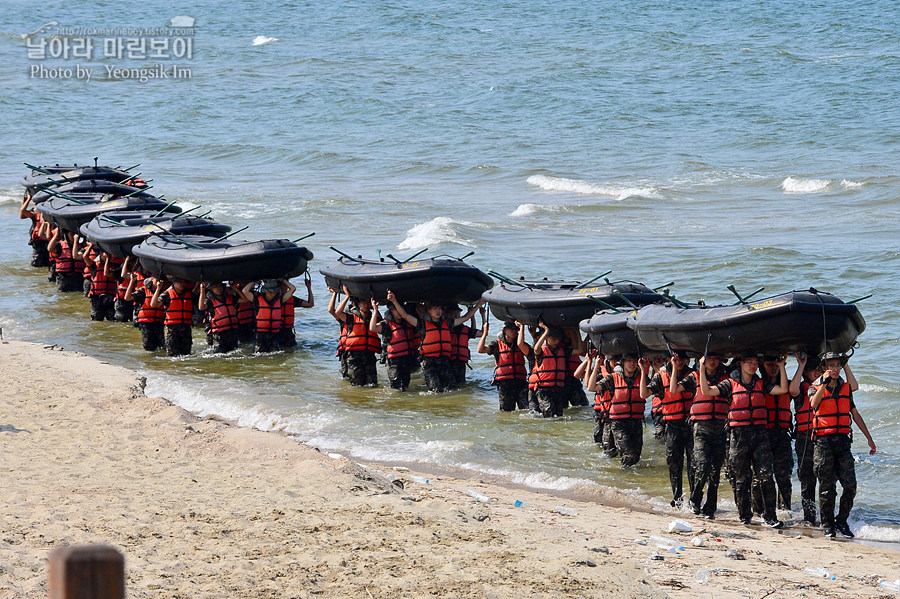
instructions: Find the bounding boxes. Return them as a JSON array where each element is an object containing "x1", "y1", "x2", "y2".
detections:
[
  {"x1": 150, "y1": 277, "x2": 196, "y2": 357},
  {"x1": 672, "y1": 352, "x2": 729, "y2": 519},
  {"x1": 199, "y1": 282, "x2": 240, "y2": 354},
  {"x1": 531, "y1": 326, "x2": 573, "y2": 418},
  {"x1": 582, "y1": 352, "x2": 619, "y2": 453},
  {"x1": 329, "y1": 286, "x2": 381, "y2": 385},
  {"x1": 46, "y1": 228, "x2": 83, "y2": 293},
  {"x1": 562, "y1": 330, "x2": 589, "y2": 408},
  {"x1": 587, "y1": 353, "x2": 646, "y2": 467},
  {"x1": 239, "y1": 279, "x2": 296, "y2": 353},
  {"x1": 387, "y1": 291, "x2": 483, "y2": 393},
  {"x1": 278, "y1": 277, "x2": 314, "y2": 349},
  {"x1": 113, "y1": 258, "x2": 135, "y2": 323},
  {"x1": 326, "y1": 288, "x2": 350, "y2": 379},
  {"x1": 20, "y1": 193, "x2": 50, "y2": 268},
  {"x1": 699, "y1": 353, "x2": 789, "y2": 528},
  {"x1": 751, "y1": 356, "x2": 795, "y2": 514},
  {"x1": 478, "y1": 320, "x2": 531, "y2": 411},
  {"x1": 789, "y1": 352, "x2": 823, "y2": 526},
  {"x1": 649, "y1": 355, "x2": 668, "y2": 441},
  {"x1": 84, "y1": 246, "x2": 117, "y2": 321},
  {"x1": 125, "y1": 274, "x2": 166, "y2": 352},
  {"x1": 231, "y1": 282, "x2": 256, "y2": 343},
  {"x1": 446, "y1": 304, "x2": 485, "y2": 386},
  {"x1": 643, "y1": 351, "x2": 696, "y2": 508},
  {"x1": 809, "y1": 352, "x2": 875, "y2": 538},
  {"x1": 369, "y1": 298, "x2": 418, "y2": 391}
]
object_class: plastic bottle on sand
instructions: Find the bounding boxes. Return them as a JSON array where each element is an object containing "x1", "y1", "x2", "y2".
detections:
[
  {"x1": 879, "y1": 579, "x2": 900, "y2": 592},
  {"x1": 465, "y1": 489, "x2": 491, "y2": 504},
  {"x1": 695, "y1": 568, "x2": 709, "y2": 584},
  {"x1": 554, "y1": 505, "x2": 578, "y2": 516},
  {"x1": 804, "y1": 567, "x2": 835, "y2": 580},
  {"x1": 649, "y1": 534, "x2": 684, "y2": 551}
]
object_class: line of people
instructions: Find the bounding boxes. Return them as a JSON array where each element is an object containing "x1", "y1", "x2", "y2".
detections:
[{"x1": 20, "y1": 195, "x2": 313, "y2": 357}]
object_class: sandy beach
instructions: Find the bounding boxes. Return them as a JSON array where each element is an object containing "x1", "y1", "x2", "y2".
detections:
[{"x1": 0, "y1": 339, "x2": 897, "y2": 598}]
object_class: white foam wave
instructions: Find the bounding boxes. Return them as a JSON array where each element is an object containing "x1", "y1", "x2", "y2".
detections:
[
  {"x1": 336, "y1": 438, "x2": 472, "y2": 464},
  {"x1": 509, "y1": 203, "x2": 569, "y2": 217},
  {"x1": 397, "y1": 217, "x2": 475, "y2": 250},
  {"x1": 527, "y1": 175, "x2": 658, "y2": 200},
  {"x1": 841, "y1": 179, "x2": 865, "y2": 189},
  {"x1": 781, "y1": 177, "x2": 831, "y2": 193},
  {"x1": 859, "y1": 383, "x2": 896, "y2": 394},
  {"x1": 853, "y1": 521, "x2": 900, "y2": 542},
  {"x1": 252, "y1": 35, "x2": 278, "y2": 46}
]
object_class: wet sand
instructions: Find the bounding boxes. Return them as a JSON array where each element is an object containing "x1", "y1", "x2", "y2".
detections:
[{"x1": 0, "y1": 340, "x2": 896, "y2": 598}]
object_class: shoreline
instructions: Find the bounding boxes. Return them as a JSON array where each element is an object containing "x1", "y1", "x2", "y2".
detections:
[{"x1": 2, "y1": 339, "x2": 899, "y2": 598}]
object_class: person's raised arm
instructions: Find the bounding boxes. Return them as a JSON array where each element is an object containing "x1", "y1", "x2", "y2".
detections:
[
  {"x1": 516, "y1": 321, "x2": 530, "y2": 356},
  {"x1": 238, "y1": 281, "x2": 256, "y2": 304},
  {"x1": 698, "y1": 356, "x2": 720, "y2": 397},
  {"x1": 789, "y1": 352, "x2": 807, "y2": 396},
  {"x1": 451, "y1": 299, "x2": 485, "y2": 327},
  {"x1": 533, "y1": 322, "x2": 550, "y2": 355},
  {"x1": 124, "y1": 272, "x2": 139, "y2": 302},
  {"x1": 198, "y1": 284, "x2": 209, "y2": 310},
  {"x1": 102, "y1": 254, "x2": 112, "y2": 277},
  {"x1": 639, "y1": 358, "x2": 652, "y2": 399},
  {"x1": 387, "y1": 290, "x2": 417, "y2": 326},
  {"x1": 574, "y1": 348, "x2": 594, "y2": 378},
  {"x1": 119, "y1": 257, "x2": 132, "y2": 280},
  {"x1": 844, "y1": 361, "x2": 859, "y2": 392},
  {"x1": 585, "y1": 352, "x2": 602, "y2": 392},
  {"x1": 332, "y1": 291, "x2": 350, "y2": 324},
  {"x1": 47, "y1": 227, "x2": 61, "y2": 253},
  {"x1": 298, "y1": 276, "x2": 314, "y2": 308},
  {"x1": 281, "y1": 279, "x2": 296, "y2": 303},
  {"x1": 851, "y1": 407, "x2": 876, "y2": 454},
  {"x1": 476, "y1": 317, "x2": 490, "y2": 354},
  {"x1": 368, "y1": 299, "x2": 385, "y2": 334},
  {"x1": 768, "y1": 355, "x2": 789, "y2": 395},
  {"x1": 149, "y1": 277, "x2": 164, "y2": 308},
  {"x1": 19, "y1": 196, "x2": 33, "y2": 220}
]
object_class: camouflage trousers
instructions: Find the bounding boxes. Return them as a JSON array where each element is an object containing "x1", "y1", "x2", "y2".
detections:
[
  {"x1": 164, "y1": 323, "x2": 193, "y2": 357},
  {"x1": 565, "y1": 376, "x2": 589, "y2": 407},
  {"x1": 795, "y1": 433, "x2": 818, "y2": 524},
  {"x1": 610, "y1": 418, "x2": 643, "y2": 467},
  {"x1": 387, "y1": 355, "x2": 417, "y2": 391},
  {"x1": 346, "y1": 350, "x2": 378, "y2": 386},
  {"x1": 729, "y1": 425, "x2": 776, "y2": 522},
  {"x1": 665, "y1": 419, "x2": 694, "y2": 504},
  {"x1": 752, "y1": 427, "x2": 793, "y2": 512},
  {"x1": 536, "y1": 385, "x2": 566, "y2": 418},
  {"x1": 690, "y1": 419, "x2": 727, "y2": 517},
  {"x1": 422, "y1": 356, "x2": 454, "y2": 393},
  {"x1": 814, "y1": 434, "x2": 857, "y2": 527},
  {"x1": 138, "y1": 322, "x2": 165, "y2": 352},
  {"x1": 496, "y1": 378, "x2": 528, "y2": 411},
  {"x1": 89, "y1": 294, "x2": 115, "y2": 321}
]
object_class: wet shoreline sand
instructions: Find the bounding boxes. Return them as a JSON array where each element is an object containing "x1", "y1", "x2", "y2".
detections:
[{"x1": 0, "y1": 339, "x2": 896, "y2": 598}]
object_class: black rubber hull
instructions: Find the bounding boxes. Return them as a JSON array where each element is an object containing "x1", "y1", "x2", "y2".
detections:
[
  {"x1": 22, "y1": 166, "x2": 137, "y2": 192},
  {"x1": 580, "y1": 311, "x2": 659, "y2": 356},
  {"x1": 484, "y1": 281, "x2": 664, "y2": 328},
  {"x1": 631, "y1": 291, "x2": 866, "y2": 356},
  {"x1": 36, "y1": 196, "x2": 178, "y2": 233},
  {"x1": 320, "y1": 257, "x2": 493, "y2": 304},
  {"x1": 135, "y1": 235, "x2": 314, "y2": 282},
  {"x1": 80, "y1": 212, "x2": 231, "y2": 259},
  {"x1": 20, "y1": 165, "x2": 82, "y2": 190},
  {"x1": 30, "y1": 179, "x2": 151, "y2": 204}
]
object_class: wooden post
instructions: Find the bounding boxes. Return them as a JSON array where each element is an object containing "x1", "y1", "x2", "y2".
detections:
[{"x1": 47, "y1": 545, "x2": 124, "y2": 599}]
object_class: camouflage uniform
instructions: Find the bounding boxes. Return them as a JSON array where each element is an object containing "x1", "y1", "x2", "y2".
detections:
[
  {"x1": 164, "y1": 323, "x2": 193, "y2": 357},
  {"x1": 346, "y1": 350, "x2": 378, "y2": 386},
  {"x1": 729, "y1": 426, "x2": 778, "y2": 523},
  {"x1": 690, "y1": 419, "x2": 727, "y2": 517},
  {"x1": 421, "y1": 356, "x2": 454, "y2": 392},
  {"x1": 139, "y1": 322, "x2": 165, "y2": 352},
  {"x1": 813, "y1": 434, "x2": 857, "y2": 530},
  {"x1": 386, "y1": 355, "x2": 417, "y2": 391},
  {"x1": 497, "y1": 379, "x2": 528, "y2": 411},
  {"x1": 795, "y1": 433, "x2": 817, "y2": 523},
  {"x1": 610, "y1": 419, "x2": 643, "y2": 467}
]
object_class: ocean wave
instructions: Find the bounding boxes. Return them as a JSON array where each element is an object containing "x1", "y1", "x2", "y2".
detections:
[
  {"x1": 509, "y1": 203, "x2": 569, "y2": 217},
  {"x1": 859, "y1": 383, "x2": 897, "y2": 394},
  {"x1": 853, "y1": 521, "x2": 900, "y2": 542},
  {"x1": 252, "y1": 36, "x2": 278, "y2": 46},
  {"x1": 781, "y1": 177, "x2": 831, "y2": 193},
  {"x1": 397, "y1": 217, "x2": 477, "y2": 250},
  {"x1": 841, "y1": 179, "x2": 866, "y2": 189},
  {"x1": 527, "y1": 175, "x2": 659, "y2": 200}
]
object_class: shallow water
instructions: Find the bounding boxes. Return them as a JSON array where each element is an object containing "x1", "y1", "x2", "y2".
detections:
[{"x1": 1, "y1": 0, "x2": 899, "y2": 539}]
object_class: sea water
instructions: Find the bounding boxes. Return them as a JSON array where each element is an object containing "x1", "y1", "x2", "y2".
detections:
[{"x1": 0, "y1": 0, "x2": 899, "y2": 540}]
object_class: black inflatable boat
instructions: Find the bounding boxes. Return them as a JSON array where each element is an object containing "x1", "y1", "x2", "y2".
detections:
[
  {"x1": 484, "y1": 279, "x2": 664, "y2": 328},
  {"x1": 36, "y1": 195, "x2": 180, "y2": 233},
  {"x1": 320, "y1": 254, "x2": 493, "y2": 304},
  {"x1": 30, "y1": 179, "x2": 152, "y2": 204},
  {"x1": 580, "y1": 310, "x2": 659, "y2": 357},
  {"x1": 134, "y1": 235, "x2": 314, "y2": 282},
  {"x1": 22, "y1": 166, "x2": 142, "y2": 192},
  {"x1": 80, "y1": 211, "x2": 232, "y2": 259},
  {"x1": 630, "y1": 289, "x2": 866, "y2": 356}
]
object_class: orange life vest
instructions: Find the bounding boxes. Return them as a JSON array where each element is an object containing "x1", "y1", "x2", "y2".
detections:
[
  {"x1": 608, "y1": 372, "x2": 645, "y2": 419},
  {"x1": 794, "y1": 380, "x2": 815, "y2": 434},
  {"x1": 282, "y1": 296, "x2": 296, "y2": 329},
  {"x1": 535, "y1": 344, "x2": 568, "y2": 387},
  {"x1": 690, "y1": 369, "x2": 730, "y2": 421},
  {"x1": 136, "y1": 288, "x2": 165, "y2": 324},
  {"x1": 116, "y1": 278, "x2": 130, "y2": 300},
  {"x1": 255, "y1": 294, "x2": 283, "y2": 334},
  {"x1": 727, "y1": 376, "x2": 767, "y2": 427},
  {"x1": 337, "y1": 322, "x2": 348, "y2": 354},
  {"x1": 812, "y1": 381, "x2": 852, "y2": 437},
  {"x1": 765, "y1": 391, "x2": 792, "y2": 430},
  {"x1": 30, "y1": 213, "x2": 44, "y2": 242},
  {"x1": 89, "y1": 260, "x2": 117, "y2": 296},
  {"x1": 344, "y1": 313, "x2": 380, "y2": 353},
  {"x1": 236, "y1": 298, "x2": 254, "y2": 325},
  {"x1": 386, "y1": 319, "x2": 417, "y2": 359},
  {"x1": 54, "y1": 239, "x2": 76, "y2": 273},
  {"x1": 450, "y1": 324, "x2": 473, "y2": 362},
  {"x1": 492, "y1": 337, "x2": 527, "y2": 382},
  {"x1": 659, "y1": 368, "x2": 694, "y2": 421},
  {"x1": 420, "y1": 318, "x2": 451, "y2": 358},
  {"x1": 163, "y1": 287, "x2": 194, "y2": 326},
  {"x1": 593, "y1": 389, "x2": 612, "y2": 418},
  {"x1": 567, "y1": 353, "x2": 582, "y2": 377},
  {"x1": 207, "y1": 293, "x2": 238, "y2": 333}
]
